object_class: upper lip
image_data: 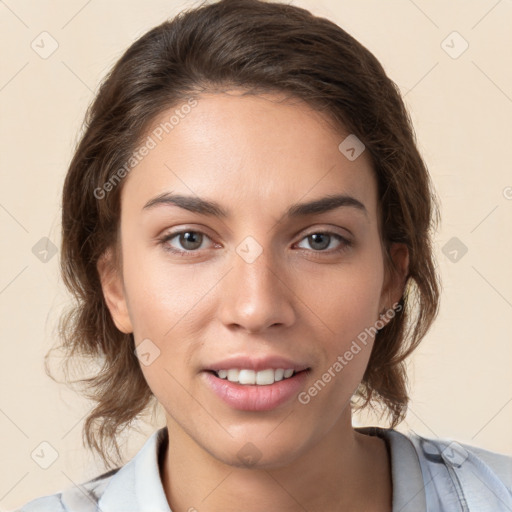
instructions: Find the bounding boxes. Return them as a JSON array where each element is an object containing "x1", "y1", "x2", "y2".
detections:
[{"x1": 204, "y1": 355, "x2": 311, "y2": 373}]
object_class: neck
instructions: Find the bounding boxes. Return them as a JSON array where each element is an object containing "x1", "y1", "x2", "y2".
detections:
[{"x1": 160, "y1": 408, "x2": 392, "y2": 512}]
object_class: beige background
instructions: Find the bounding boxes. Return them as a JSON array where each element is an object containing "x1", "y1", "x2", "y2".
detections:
[{"x1": 1, "y1": 0, "x2": 511, "y2": 509}]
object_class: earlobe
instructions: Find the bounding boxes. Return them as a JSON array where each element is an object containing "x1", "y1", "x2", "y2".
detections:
[
  {"x1": 96, "y1": 248, "x2": 133, "y2": 334},
  {"x1": 379, "y1": 242, "x2": 409, "y2": 323}
]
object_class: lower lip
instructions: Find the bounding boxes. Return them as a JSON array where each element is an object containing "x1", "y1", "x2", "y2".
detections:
[{"x1": 201, "y1": 370, "x2": 310, "y2": 411}]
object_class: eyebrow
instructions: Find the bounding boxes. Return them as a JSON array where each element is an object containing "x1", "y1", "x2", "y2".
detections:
[{"x1": 142, "y1": 192, "x2": 368, "y2": 219}]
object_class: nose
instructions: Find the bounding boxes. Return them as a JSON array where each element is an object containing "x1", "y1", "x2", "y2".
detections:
[{"x1": 217, "y1": 243, "x2": 296, "y2": 334}]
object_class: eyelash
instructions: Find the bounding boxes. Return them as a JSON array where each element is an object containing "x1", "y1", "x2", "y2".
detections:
[{"x1": 158, "y1": 228, "x2": 353, "y2": 258}]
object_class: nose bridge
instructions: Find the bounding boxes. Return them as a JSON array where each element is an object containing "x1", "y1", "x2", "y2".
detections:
[
  {"x1": 235, "y1": 236, "x2": 278, "y2": 294},
  {"x1": 218, "y1": 235, "x2": 295, "y2": 332}
]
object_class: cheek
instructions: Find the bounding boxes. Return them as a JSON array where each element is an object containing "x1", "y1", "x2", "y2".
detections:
[
  {"x1": 300, "y1": 247, "x2": 384, "y2": 401},
  {"x1": 334, "y1": 271, "x2": 383, "y2": 341},
  {"x1": 120, "y1": 234, "x2": 216, "y2": 336},
  {"x1": 299, "y1": 268, "x2": 384, "y2": 411},
  {"x1": 120, "y1": 235, "x2": 222, "y2": 396},
  {"x1": 302, "y1": 252, "x2": 384, "y2": 344}
]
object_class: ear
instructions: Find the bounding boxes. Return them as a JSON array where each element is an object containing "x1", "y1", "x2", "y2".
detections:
[
  {"x1": 378, "y1": 242, "x2": 409, "y2": 325},
  {"x1": 96, "y1": 247, "x2": 133, "y2": 334}
]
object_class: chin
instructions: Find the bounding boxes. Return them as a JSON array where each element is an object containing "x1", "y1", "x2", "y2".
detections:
[{"x1": 203, "y1": 432, "x2": 310, "y2": 470}]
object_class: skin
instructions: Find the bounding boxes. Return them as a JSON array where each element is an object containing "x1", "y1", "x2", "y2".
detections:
[{"x1": 98, "y1": 90, "x2": 409, "y2": 512}]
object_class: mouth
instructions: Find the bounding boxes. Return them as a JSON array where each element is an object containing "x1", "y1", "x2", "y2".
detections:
[{"x1": 201, "y1": 368, "x2": 311, "y2": 411}]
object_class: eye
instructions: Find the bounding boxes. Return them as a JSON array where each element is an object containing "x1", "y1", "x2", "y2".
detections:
[
  {"x1": 158, "y1": 228, "x2": 353, "y2": 258},
  {"x1": 295, "y1": 231, "x2": 352, "y2": 254},
  {"x1": 159, "y1": 229, "x2": 215, "y2": 255}
]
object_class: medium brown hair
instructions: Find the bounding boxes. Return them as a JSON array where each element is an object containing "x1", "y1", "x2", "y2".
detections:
[{"x1": 47, "y1": 0, "x2": 441, "y2": 468}]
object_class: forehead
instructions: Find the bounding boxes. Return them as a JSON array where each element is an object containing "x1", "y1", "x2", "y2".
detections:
[{"x1": 121, "y1": 91, "x2": 378, "y2": 221}]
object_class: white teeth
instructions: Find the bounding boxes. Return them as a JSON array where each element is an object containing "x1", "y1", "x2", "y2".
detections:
[
  {"x1": 227, "y1": 369, "x2": 239, "y2": 382},
  {"x1": 239, "y1": 369, "x2": 256, "y2": 384},
  {"x1": 215, "y1": 368, "x2": 297, "y2": 385},
  {"x1": 274, "y1": 369, "x2": 285, "y2": 381}
]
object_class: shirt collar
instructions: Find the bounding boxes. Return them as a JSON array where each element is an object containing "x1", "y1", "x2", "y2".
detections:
[
  {"x1": 98, "y1": 426, "x2": 426, "y2": 512},
  {"x1": 98, "y1": 427, "x2": 171, "y2": 512},
  {"x1": 355, "y1": 426, "x2": 427, "y2": 512}
]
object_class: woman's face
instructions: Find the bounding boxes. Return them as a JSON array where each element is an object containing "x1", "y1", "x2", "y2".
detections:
[{"x1": 100, "y1": 90, "x2": 408, "y2": 467}]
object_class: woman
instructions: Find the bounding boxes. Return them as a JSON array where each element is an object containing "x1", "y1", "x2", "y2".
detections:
[{"x1": 15, "y1": 0, "x2": 512, "y2": 511}]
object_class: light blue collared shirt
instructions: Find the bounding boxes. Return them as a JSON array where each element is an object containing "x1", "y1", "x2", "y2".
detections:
[{"x1": 14, "y1": 426, "x2": 512, "y2": 511}]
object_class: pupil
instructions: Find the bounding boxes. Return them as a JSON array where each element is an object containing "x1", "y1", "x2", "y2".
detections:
[
  {"x1": 181, "y1": 231, "x2": 201, "y2": 249},
  {"x1": 310, "y1": 233, "x2": 329, "y2": 250}
]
